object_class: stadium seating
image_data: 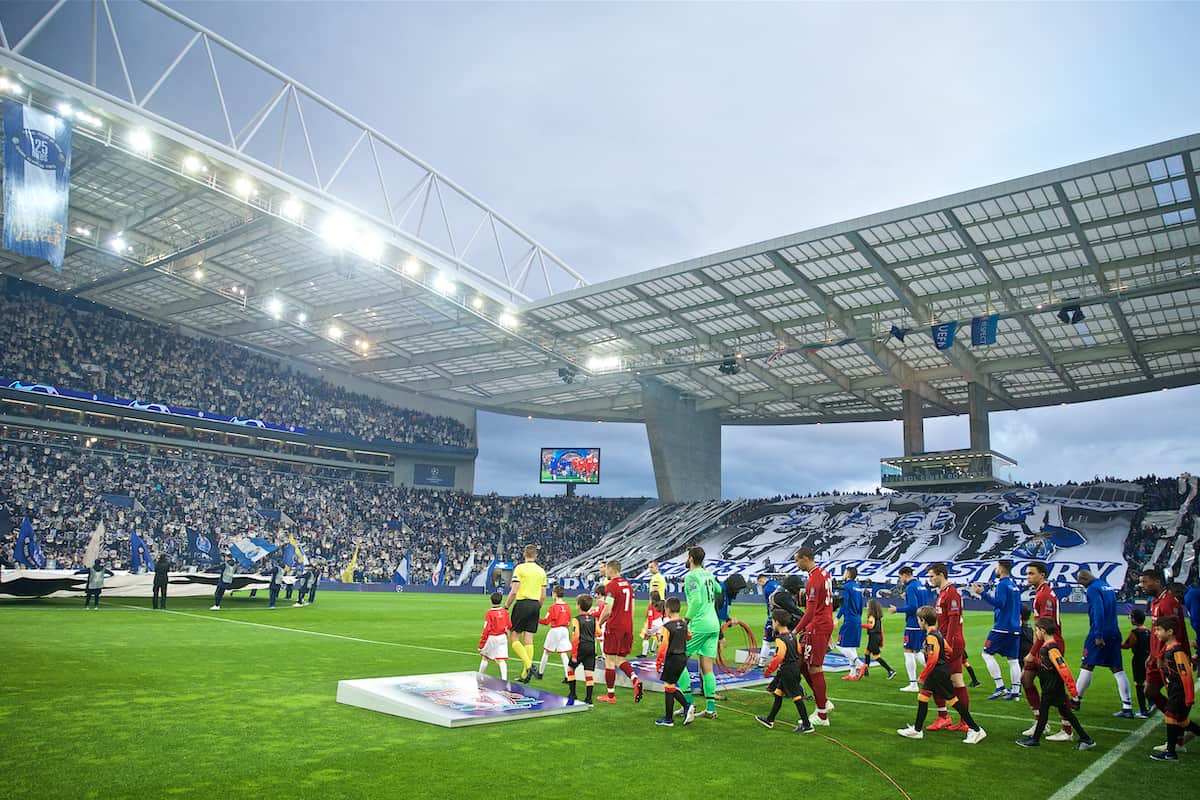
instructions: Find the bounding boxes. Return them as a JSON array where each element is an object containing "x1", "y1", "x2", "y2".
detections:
[
  {"x1": 0, "y1": 281, "x2": 473, "y2": 449},
  {"x1": 0, "y1": 431, "x2": 644, "y2": 581}
]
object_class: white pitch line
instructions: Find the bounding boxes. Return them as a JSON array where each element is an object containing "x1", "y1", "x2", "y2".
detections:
[
  {"x1": 724, "y1": 688, "x2": 1138, "y2": 734},
  {"x1": 1045, "y1": 715, "x2": 1161, "y2": 800}
]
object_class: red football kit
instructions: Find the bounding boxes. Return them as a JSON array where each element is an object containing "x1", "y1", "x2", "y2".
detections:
[
  {"x1": 479, "y1": 607, "x2": 512, "y2": 649},
  {"x1": 603, "y1": 576, "x2": 635, "y2": 656},
  {"x1": 1024, "y1": 583, "x2": 1060, "y2": 670},
  {"x1": 798, "y1": 565, "x2": 835, "y2": 668},
  {"x1": 539, "y1": 602, "x2": 571, "y2": 628},
  {"x1": 935, "y1": 583, "x2": 966, "y2": 673}
]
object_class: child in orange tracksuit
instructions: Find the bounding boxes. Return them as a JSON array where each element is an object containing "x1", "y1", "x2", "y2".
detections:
[
  {"x1": 1016, "y1": 617, "x2": 1094, "y2": 749},
  {"x1": 479, "y1": 591, "x2": 512, "y2": 681},
  {"x1": 1150, "y1": 615, "x2": 1200, "y2": 761},
  {"x1": 536, "y1": 585, "x2": 573, "y2": 679}
]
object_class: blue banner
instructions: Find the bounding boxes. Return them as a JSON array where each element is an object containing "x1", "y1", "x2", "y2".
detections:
[
  {"x1": 428, "y1": 552, "x2": 446, "y2": 586},
  {"x1": 971, "y1": 314, "x2": 999, "y2": 346},
  {"x1": 14, "y1": 517, "x2": 47, "y2": 569},
  {"x1": 130, "y1": 529, "x2": 155, "y2": 573},
  {"x1": 2, "y1": 101, "x2": 72, "y2": 271},
  {"x1": 230, "y1": 537, "x2": 277, "y2": 568},
  {"x1": 930, "y1": 321, "x2": 958, "y2": 351},
  {"x1": 187, "y1": 527, "x2": 219, "y2": 565},
  {"x1": 414, "y1": 464, "x2": 455, "y2": 487},
  {"x1": 392, "y1": 555, "x2": 410, "y2": 585}
]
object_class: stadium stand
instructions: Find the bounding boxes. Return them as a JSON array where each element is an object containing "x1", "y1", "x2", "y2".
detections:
[
  {"x1": 0, "y1": 430, "x2": 644, "y2": 582},
  {"x1": 0, "y1": 280, "x2": 473, "y2": 449}
]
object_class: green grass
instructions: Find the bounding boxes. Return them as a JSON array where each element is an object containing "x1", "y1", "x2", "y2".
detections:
[{"x1": 1, "y1": 594, "x2": 1196, "y2": 799}]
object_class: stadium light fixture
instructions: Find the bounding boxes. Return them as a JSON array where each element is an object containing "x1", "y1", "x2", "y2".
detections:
[
  {"x1": 587, "y1": 355, "x2": 621, "y2": 372},
  {"x1": 128, "y1": 128, "x2": 152, "y2": 155},
  {"x1": 182, "y1": 155, "x2": 203, "y2": 174},
  {"x1": 402, "y1": 257, "x2": 421, "y2": 277},
  {"x1": 56, "y1": 102, "x2": 73, "y2": 118},
  {"x1": 296, "y1": 311, "x2": 307, "y2": 324},
  {"x1": 319, "y1": 212, "x2": 354, "y2": 249},
  {"x1": 74, "y1": 110, "x2": 102, "y2": 128},
  {"x1": 233, "y1": 176, "x2": 256, "y2": 198},
  {"x1": 266, "y1": 296, "x2": 284, "y2": 317},
  {"x1": 280, "y1": 197, "x2": 303, "y2": 221},
  {"x1": 192, "y1": 267, "x2": 204, "y2": 280},
  {"x1": 327, "y1": 323, "x2": 344, "y2": 341},
  {"x1": 471, "y1": 295, "x2": 484, "y2": 310},
  {"x1": 499, "y1": 311, "x2": 518, "y2": 329},
  {"x1": 434, "y1": 274, "x2": 457, "y2": 295},
  {"x1": 73, "y1": 225, "x2": 91, "y2": 237},
  {"x1": 109, "y1": 236, "x2": 127, "y2": 253},
  {"x1": 355, "y1": 234, "x2": 384, "y2": 261},
  {"x1": 0, "y1": 77, "x2": 24, "y2": 96}
]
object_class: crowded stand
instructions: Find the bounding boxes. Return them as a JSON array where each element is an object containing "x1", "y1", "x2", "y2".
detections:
[
  {"x1": 0, "y1": 433, "x2": 644, "y2": 582},
  {"x1": 0, "y1": 281, "x2": 473, "y2": 449}
]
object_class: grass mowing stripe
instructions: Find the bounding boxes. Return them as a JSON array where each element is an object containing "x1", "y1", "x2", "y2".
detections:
[{"x1": 1045, "y1": 715, "x2": 1162, "y2": 800}]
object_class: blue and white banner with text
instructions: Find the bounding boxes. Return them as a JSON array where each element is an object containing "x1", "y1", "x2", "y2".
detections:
[{"x1": 2, "y1": 101, "x2": 72, "y2": 271}]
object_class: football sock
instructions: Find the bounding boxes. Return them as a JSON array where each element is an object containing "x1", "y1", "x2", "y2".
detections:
[
  {"x1": 1007, "y1": 659, "x2": 1022, "y2": 691},
  {"x1": 916, "y1": 652, "x2": 926, "y2": 670},
  {"x1": 936, "y1": 703, "x2": 948, "y2": 716},
  {"x1": 585, "y1": 676, "x2": 594, "y2": 703},
  {"x1": 568, "y1": 679, "x2": 577, "y2": 699},
  {"x1": 681, "y1": 669, "x2": 694, "y2": 705},
  {"x1": 793, "y1": 698, "x2": 810, "y2": 725},
  {"x1": 665, "y1": 691, "x2": 675, "y2": 719},
  {"x1": 1146, "y1": 678, "x2": 1167, "y2": 711},
  {"x1": 511, "y1": 641, "x2": 533, "y2": 673},
  {"x1": 810, "y1": 672, "x2": 828, "y2": 717},
  {"x1": 965, "y1": 664, "x2": 979, "y2": 684},
  {"x1": 914, "y1": 700, "x2": 929, "y2": 731},
  {"x1": 759, "y1": 640, "x2": 774, "y2": 663},
  {"x1": 1023, "y1": 673, "x2": 1040, "y2": 711},
  {"x1": 863, "y1": 654, "x2": 872, "y2": 670},
  {"x1": 1031, "y1": 707, "x2": 1051, "y2": 741},
  {"x1": 605, "y1": 668, "x2": 616, "y2": 695},
  {"x1": 957, "y1": 705, "x2": 980, "y2": 731},
  {"x1": 498, "y1": 661, "x2": 508, "y2": 681},
  {"x1": 538, "y1": 651, "x2": 550, "y2": 675},
  {"x1": 954, "y1": 686, "x2": 971, "y2": 711},
  {"x1": 904, "y1": 652, "x2": 918, "y2": 683},
  {"x1": 702, "y1": 672, "x2": 717, "y2": 713},
  {"x1": 1114, "y1": 671, "x2": 1132, "y2": 707},
  {"x1": 478, "y1": 658, "x2": 488, "y2": 673},
  {"x1": 1075, "y1": 668, "x2": 1093, "y2": 698},
  {"x1": 767, "y1": 694, "x2": 784, "y2": 723},
  {"x1": 1167, "y1": 724, "x2": 1182, "y2": 754},
  {"x1": 981, "y1": 652, "x2": 1004, "y2": 687},
  {"x1": 1135, "y1": 682, "x2": 1147, "y2": 712},
  {"x1": 876, "y1": 656, "x2": 893, "y2": 672},
  {"x1": 618, "y1": 661, "x2": 635, "y2": 679},
  {"x1": 1059, "y1": 705, "x2": 1085, "y2": 739}
]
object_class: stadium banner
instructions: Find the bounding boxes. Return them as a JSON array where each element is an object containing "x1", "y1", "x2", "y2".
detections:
[
  {"x1": 187, "y1": 527, "x2": 220, "y2": 566},
  {"x1": 129, "y1": 528, "x2": 155, "y2": 573},
  {"x1": 229, "y1": 536, "x2": 277, "y2": 568},
  {"x1": 2, "y1": 101, "x2": 72, "y2": 271},
  {"x1": 644, "y1": 491, "x2": 1137, "y2": 587},
  {"x1": 414, "y1": 463, "x2": 455, "y2": 487},
  {"x1": 0, "y1": 569, "x2": 275, "y2": 599},
  {"x1": 14, "y1": 517, "x2": 47, "y2": 569}
]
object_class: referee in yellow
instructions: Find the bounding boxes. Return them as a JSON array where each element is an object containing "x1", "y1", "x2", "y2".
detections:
[
  {"x1": 505, "y1": 543, "x2": 547, "y2": 682},
  {"x1": 648, "y1": 561, "x2": 668, "y2": 600}
]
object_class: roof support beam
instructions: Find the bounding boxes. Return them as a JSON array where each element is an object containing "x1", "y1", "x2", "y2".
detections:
[
  {"x1": 1051, "y1": 183, "x2": 1153, "y2": 380},
  {"x1": 350, "y1": 341, "x2": 511, "y2": 373}
]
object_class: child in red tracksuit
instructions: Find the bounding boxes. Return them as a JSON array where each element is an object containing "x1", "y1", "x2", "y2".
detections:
[{"x1": 479, "y1": 591, "x2": 512, "y2": 681}]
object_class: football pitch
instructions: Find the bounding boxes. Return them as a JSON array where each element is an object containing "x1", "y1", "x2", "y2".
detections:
[{"x1": 2, "y1": 594, "x2": 1196, "y2": 799}]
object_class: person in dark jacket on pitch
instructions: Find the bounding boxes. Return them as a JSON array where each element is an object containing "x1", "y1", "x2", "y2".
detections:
[
  {"x1": 305, "y1": 562, "x2": 319, "y2": 605},
  {"x1": 293, "y1": 565, "x2": 309, "y2": 607},
  {"x1": 211, "y1": 555, "x2": 236, "y2": 610},
  {"x1": 76, "y1": 560, "x2": 114, "y2": 609},
  {"x1": 152, "y1": 552, "x2": 171, "y2": 610},
  {"x1": 266, "y1": 558, "x2": 283, "y2": 609}
]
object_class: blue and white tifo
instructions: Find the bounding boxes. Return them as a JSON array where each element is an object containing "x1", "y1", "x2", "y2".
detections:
[
  {"x1": 1, "y1": 100, "x2": 72, "y2": 271},
  {"x1": 335, "y1": 672, "x2": 590, "y2": 728}
]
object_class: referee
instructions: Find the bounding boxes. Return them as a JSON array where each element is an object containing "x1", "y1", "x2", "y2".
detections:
[{"x1": 505, "y1": 544, "x2": 546, "y2": 683}]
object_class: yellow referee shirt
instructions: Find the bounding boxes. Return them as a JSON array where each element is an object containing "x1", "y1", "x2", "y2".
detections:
[
  {"x1": 649, "y1": 572, "x2": 667, "y2": 598},
  {"x1": 512, "y1": 561, "x2": 546, "y2": 600}
]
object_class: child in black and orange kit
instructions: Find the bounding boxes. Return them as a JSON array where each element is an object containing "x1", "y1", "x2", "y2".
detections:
[
  {"x1": 567, "y1": 593, "x2": 597, "y2": 704},
  {"x1": 1016, "y1": 617, "x2": 1095, "y2": 749},
  {"x1": 897, "y1": 606, "x2": 986, "y2": 743},
  {"x1": 1121, "y1": 608, "x2": 1151, "y2": 717},
  {"x1": 755, "y1": 607, "x2": 814, "y2": 734},
  {"x1": 1149, "y1": 616, "x2": 1200, "y2": 762},
  {"x1": 653, "y1": 597, "x2": 695, "y2": 727}
]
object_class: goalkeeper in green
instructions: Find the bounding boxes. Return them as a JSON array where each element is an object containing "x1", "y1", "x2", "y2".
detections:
[{"x1": 685, "y1": 546, "x2": 721, "y2": 719}]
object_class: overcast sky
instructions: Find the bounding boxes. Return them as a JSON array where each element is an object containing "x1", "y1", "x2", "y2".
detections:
[{"x1": 17, "y1": 1, "x2": 1200, "y2": 498}]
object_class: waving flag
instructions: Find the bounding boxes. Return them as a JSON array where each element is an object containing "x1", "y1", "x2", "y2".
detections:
[
  {"x1": 283, "y1": 534, "x2": 307, "y2": 567},
  {"x1": 83, "y1": 519, "x2": 105, "y2": 567},
  {"x1": 428, "y1": 552, "x2": 446, "y2": 586},
  {"x1": 453, "y1": 551, "x2": 476, "y2": 587},
  {"x1": 14, "y1": 517, "x2": 46, "y2": 569},
  {"x1": 230, "y1": 537, "x2": 277, "y2": 569},
  {"x1": 392, "y1": 555, "x2": 410, "y2": 585},
  {"x1": 930, "y1": 321, "x2": 958, "y2": 351},
  {"x1": 971, "y1": 314, "x2": 999, "y2": 346},
  {"x1": 2, "y1": 101, "x2": 73, "y2": 271},
  {"x1": 129, "y1": 528, "x2": 155, "y2": 573},
  {"x1": 340, "y1": 544, "x2": 360, "y2": 583}
]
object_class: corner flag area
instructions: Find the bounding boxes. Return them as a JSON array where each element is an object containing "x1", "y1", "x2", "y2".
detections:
[{"x1": 2, "y1": 594, "x2": 1191, "y2": 798}]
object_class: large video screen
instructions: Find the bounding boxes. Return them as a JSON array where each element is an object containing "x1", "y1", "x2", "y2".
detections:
[{"x1": 540, "y1": 448, "x2": 600, "y2": 484}]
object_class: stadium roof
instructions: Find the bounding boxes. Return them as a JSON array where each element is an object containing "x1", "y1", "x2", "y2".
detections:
[{"x1": 1, "y1": 3, "x2": 1198, "y2": 425}]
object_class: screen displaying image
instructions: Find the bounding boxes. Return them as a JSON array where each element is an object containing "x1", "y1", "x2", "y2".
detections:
[{"x1": 540, "y1": 448, "x2": 600, "y2": 484}]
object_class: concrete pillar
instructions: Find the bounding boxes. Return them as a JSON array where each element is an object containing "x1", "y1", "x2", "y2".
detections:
[
  {"x1": 641, "y1": 378, "x2": 721, "y2": 502},
  {"x1": 968, "y1": 382, "x2": 990, "y2": 451},
  {"x1": 902, "y1": 389, "x2": 924, "y2": 456}
]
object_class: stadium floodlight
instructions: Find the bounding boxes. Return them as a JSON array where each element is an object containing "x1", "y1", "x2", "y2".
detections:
[
  {"x1": 355, "y1": 233, "x2": 384, "y2": 261},
  {"x1": 434, "y1": 274, "x2": 457, "y2": 295},
  {"x1": 499, "y1": 311, "x2": 519, "y2": 329},
  {"x1": 233, "y1": 177, "x2": 256, "y2": 198},
  {"x1": 471, "y1": 295, "x2": 484, "y2": 310},
  {"x1": 280, "y1": 197, "x2": 303, "y2": 221},
  {"x1": 74, "y1": 110, "x2": 102, "y2": 128},
  {"x1": 192, "y1": 267, "x2": 204, "y2": 280},
  {"x1": 109, "y1": 236, "x2": 127, "y2": 253},
  {"x1": 182, "y1": 155, "x2": 203, "y2": 174},
  {"x1": 73, "y1": 225, "x2": 91, "y2": 237},
  {"x1": 266, "y1": 296, "x2": 284, "y2": 317},
  {"x1": 319, "y1": 212, "x2": 354, "y2": 249},
  {"x1": 587, "y1": 355, "x2": 621, "y2": 372},
  {"x1": 296, "y1": 311, "x2": 307, "y2": 323},
  {"x1": 327, "y1": 323, "x2": 344, "y2": 341},
  {"x1": 56, "y1": 102, "x2": 73, "y2": 118},
  {"x1": 128, "y1": 128, "x2": 152, "y2": 155},
  {"x1": 0, "y1": 77, "x2": 24, "y2": 96},
  {"x1": 402, "y1": 257, "x2": 421, "y2": 277}
]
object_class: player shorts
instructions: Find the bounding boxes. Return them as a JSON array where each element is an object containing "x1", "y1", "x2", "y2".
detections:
[
  {"x1": 1080, "y1": 638, "x2": 1123, "y2": 670},
  {"x1": 920, "y1": 667, "x2": 955, "y2": 701},
  {"x1": 984, "y1": 630, "x2": 1020, "y2": 659},
  {"x1": 803, "y1": 630, "x2": 831, "y2": 670},
  {"x1": 1163, "y1": 695, "x2": 1191, "y2": 726},
  {"x1": 542, "y1": 626, "x2": 572, "y2": 653},
  {"x1": 603, "y1": 627, "x2": 633, "y2": 657},
  {"x1": 837, "y1": 620, "x2": 862, "y2": 649},
  {"x1": 1145, "y1": 658, "x2": 1164, "y2": 685},
  {"x1": 903, "y1": 627, "x2": 923, "y2": 652},
  {"x1": 768, "y1": 665, "x2": 805, "y2": 699},
  {"x1": 1131, "y1": 656, "x2": 1147, "y2": 683},
  {"x1": 480, "y1": 633, "x2": 508, "y2": 661},
  {"x1": 660, "y1": 653, "x2": 688, "y2": 686},
  {"x1": 510, "y1": 599, "x2": 541, "y2": 635},
  {"x1": 866, "y1": 631, "x2": 883, "y2": 655},
  {"x1": 945, "y1": 648, "x2": 964, "y2": 675},
  {"x1": 686, "y1": 630, "x2": 720, "y2": 659},
  {"x1": 763, "y1": 620, "x2": 776, "y2": 643},
  {"x1": 570, "y1": 645, "x2": 596, "y2": 672}
]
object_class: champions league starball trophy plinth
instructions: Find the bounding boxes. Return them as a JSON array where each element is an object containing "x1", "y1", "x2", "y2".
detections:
[{"x1": 336, "y1": 672, "x2": 589, "y2": 728}]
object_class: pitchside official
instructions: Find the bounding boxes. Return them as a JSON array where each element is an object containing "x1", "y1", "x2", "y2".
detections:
[
  {"x1": 152, "y1": 552, "x2": 171, "y2": 610},
  {"x1": 505, "y1": 544, "x2": 547, "y2": 682}
]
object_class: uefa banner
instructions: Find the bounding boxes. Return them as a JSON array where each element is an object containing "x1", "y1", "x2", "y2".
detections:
[
  {"x1": 649, "y1": 491, "x2": 1138, "y2": 587},
  {"x1": 2, "y1": 101, "x2": 72, "y2": 271}
]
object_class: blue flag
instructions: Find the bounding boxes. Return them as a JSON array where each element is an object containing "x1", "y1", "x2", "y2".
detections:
[
  {"x1": 229, "y1": 537, "x2": 278, "y2": 569},
  {"x1": 14, "y1": 517, "x2": 47, "y2": 569},
  {"x1": 930, "y1": 321, "x2": 958, "y2": 351},
  {"x1": 392, "y1": 554, "x2": 410, "y2": 585},
  {"x1": 187, "y1": 527, "x2": 219, "y2": 565},
  {"x1": 130, "y1": 528, "x2": 155, "y2": 573},
  {"x1": 428, "y1": 552, "x2": 446, "y2": 586},
  {"x1": 971, "y1": 314, "x2": 999, "y2": 346},
  {"x1": 2, "y1": 101, "x2": 72, "y2": 271}
]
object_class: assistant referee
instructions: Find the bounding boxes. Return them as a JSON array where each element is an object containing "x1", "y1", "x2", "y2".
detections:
[{"x1": 505, "y1": 544, "x2": 547, "y2": 683}]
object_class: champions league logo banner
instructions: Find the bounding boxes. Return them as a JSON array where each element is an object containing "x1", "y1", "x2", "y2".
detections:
[
  {"x1": 647, "y1": 491, "x2": 1138, "y2": 588},
  {"x1": 2, "y1": 101, "x2": 72, "y2": 271}
]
